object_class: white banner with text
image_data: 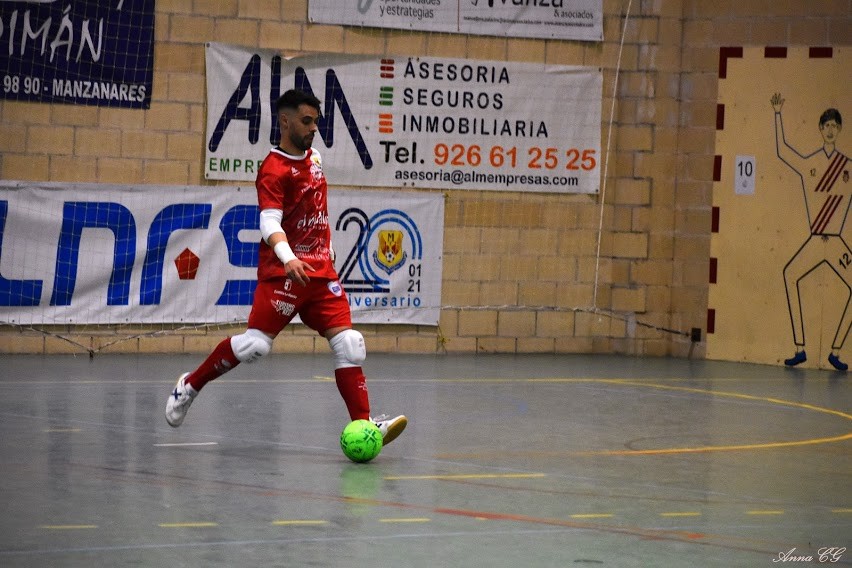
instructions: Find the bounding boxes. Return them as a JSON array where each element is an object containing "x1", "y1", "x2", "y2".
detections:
[
  {"x1": 308, "y1": 0, "x2": 603, "y2": 42},
  {"x1": 0, "y1": 181, "x2": 443, "y2": 326},
  {"x1": 205, "y1": 43, "x2": 602, "y2": 194}
]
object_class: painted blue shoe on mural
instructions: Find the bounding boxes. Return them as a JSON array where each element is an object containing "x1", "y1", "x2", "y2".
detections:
[
  {"x1": 828, "y1": 353, "x2": 848, "y2": 371},
  {"x1": 784, "y1": 350, "x2": 807, "y2": 366}
]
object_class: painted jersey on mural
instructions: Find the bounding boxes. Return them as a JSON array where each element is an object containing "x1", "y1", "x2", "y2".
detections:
[
  {"x1": 708, "y1": 47, "x2": 850, "y2": 370},
  {"x1": 771, "y1": 92, "x2": 850, "y2": 370}
]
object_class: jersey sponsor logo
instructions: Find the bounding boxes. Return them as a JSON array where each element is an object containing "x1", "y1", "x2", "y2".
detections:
[
  {"x1": 310, "y1": 152, "x2": 323, "y2": 170},
  {"x1": 310, "y1": 161, "x2": 324, "y2": 182},
  {"x1": 271, "y1": 299, "x2": 296, "y2": 316},
  {"x1": 295, "y1": 211, "x2": 329, "y2": 231},
  {"x1": 273, "y1": 284, "x2": 296, "y2": 299}
]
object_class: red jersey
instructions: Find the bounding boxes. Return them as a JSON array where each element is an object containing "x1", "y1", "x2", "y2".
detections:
[{"x1": 255, "y1": 147, "x2": 337, "y2": 281}]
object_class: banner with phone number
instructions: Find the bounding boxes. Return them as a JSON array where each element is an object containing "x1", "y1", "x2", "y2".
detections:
[
  {"x1": 0, "y1": 181, "x2": 443, "y2": 326},
  {"x1": 205, "y1": 43, "x2": 601, "y2": 194}
]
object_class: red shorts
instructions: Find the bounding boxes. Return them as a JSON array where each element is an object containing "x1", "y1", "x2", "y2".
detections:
[{"x1": 247, "y1": 277, "x2": 352, "y2": 337}]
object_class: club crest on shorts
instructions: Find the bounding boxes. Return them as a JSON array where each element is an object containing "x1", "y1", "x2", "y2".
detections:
[
  {"x1": 373, "y1": 229, "x2": 406, "y2": 274},
  {"x1": 327, "y1": 280, "x2": 343, "y2": 296}
]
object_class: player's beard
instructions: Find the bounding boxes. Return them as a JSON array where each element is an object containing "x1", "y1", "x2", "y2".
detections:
[{"x1": 290, "y1": 130, "x2": 314, "y2": 152}]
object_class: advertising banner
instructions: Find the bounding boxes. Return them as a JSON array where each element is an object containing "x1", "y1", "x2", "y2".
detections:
[
  {"x1": 308, "y1": 0, "x2": 603, "y2": 42},
  {"x1": 0, "y1": 0, "x2": 155, "y2": 108},
  {"x1": 206, "y1": 43, "x2": 602, "y2": 194},
  {"x1": 0, "y1": 182, "x2": 443, "y2": 325}
]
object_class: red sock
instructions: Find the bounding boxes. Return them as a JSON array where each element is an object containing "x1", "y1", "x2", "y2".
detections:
[
  {"x1": 186, "y1": 337, "x2": 240, "y2": 392},
  {"x1": 335, "y1": 366, "x2": 370, "y2": 421}
]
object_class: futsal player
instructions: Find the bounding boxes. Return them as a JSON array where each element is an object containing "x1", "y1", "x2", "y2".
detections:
[{"x1": 165, "y1": 89, "x2": 408, "y2": 443}]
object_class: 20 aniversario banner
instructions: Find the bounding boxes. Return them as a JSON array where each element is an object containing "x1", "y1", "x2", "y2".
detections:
[
  {"x1": 205, "y1": 43, "x2": 602, "y2": 194},
  {"x1": 0, "y1": 182, "x2": 444, "y2": 326}
]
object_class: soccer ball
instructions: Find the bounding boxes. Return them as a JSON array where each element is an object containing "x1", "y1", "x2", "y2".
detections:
[{"x1": 340, "y1": 419, "x2": 383, "y2": 463}]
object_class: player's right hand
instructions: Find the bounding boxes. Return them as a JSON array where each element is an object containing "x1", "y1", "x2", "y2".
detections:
[{"x1": 285, "y1": 259, "x2": 315, "y2": 286}]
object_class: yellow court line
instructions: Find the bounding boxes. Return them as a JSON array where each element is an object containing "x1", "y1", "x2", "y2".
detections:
[
  {"x1": 659, "y1": 512, "x2": 702, "y2": 517},
  {"x1": 384, "y1": 473, "x2": 545, "y2": 481},
  {"x1": 601, "y1": 379, "x2": 852, "y2": 421},
  {"x1": 438, "y1": 380, "x2": 851, "y2": 459},
  {"x1": 39, "y1": 524, "x2": 97, "y2": 530},
  {"x1": 379, "y1": 518, "x2": 431, "y2": 523},
  {"x1": 585, "y1": 380, "x2": 852, "y2": 456},
  {"x1": 573, "y1": 432, "x2": 852, "y2": 456},
  {"x1": 831, "y1": 508, "x2": 852, "y2": 514},
  {"x1": 158, "y1": 522, "x2": 218, "y2": 528},
  {"x1": 154, "y1": 442, "x2": 218, "y2": 447},
  {"x1": 746, "y1": 510, "x2": 785, "y2": 516},
  {"x1": 271, "y1": 520, "x2": 328, "y2": 526}
]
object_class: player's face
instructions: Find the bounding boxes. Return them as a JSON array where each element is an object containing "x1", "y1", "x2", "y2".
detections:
[
  {"x1": 280, "y1": 104, "x2": 320, "y2": 153},
  {"x1": 820, "y1": 120, "x2": 841, "y2": 144}
]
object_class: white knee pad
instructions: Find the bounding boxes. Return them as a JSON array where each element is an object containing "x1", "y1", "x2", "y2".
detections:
[
  {"x1": 329, "y1": 329, "x2": 366, "y2": 369},
  {"x1": 230, "y1": 329, "x2": 273, "y2": 363}
]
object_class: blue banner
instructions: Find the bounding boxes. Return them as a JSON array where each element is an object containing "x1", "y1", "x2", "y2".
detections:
[
  {"x1": 0, "y1": 181, "x2": 444, "y2": 325},
  {"x1": 0, "y1": 0, "x2": 154, "y2": 108}
]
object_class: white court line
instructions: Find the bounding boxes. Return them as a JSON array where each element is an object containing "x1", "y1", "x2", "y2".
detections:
[{"x1": 153, "y1": 442, "x2": 219, "y2": 447}]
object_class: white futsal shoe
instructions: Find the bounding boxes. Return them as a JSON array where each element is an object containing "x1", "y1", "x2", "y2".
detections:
[
  {"x1": 372, "y1": 414, "x2": 407, "y2": 445},
  {"x1": 165, "y1": 372, "x2": 196, "y2": 427}
]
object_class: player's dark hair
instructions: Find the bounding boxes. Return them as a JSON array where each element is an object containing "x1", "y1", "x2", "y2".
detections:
[
  {"x1": 819, "y1": 108, "x2": 842, "y2": 127},
  {"x1": 276, "y1": 89, "x2": 321, "y2": 114}
]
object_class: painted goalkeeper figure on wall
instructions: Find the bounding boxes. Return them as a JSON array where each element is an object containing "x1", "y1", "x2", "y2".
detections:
[
  {"x1": 772, "y1": 93, "x2": 851, "y2": 371},
  {"x1": 165, "y1": 89, "x2": 408, "y2": 443}
]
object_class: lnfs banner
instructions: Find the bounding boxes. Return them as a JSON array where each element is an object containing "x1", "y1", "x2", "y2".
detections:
[
  {"x1": 309, "y1": 0, "x2": 603, "y2": 42},
  {"x1": 0, "y1": 182, "x2": 444, "y2": 325},
  {"x1": 0, "y1": 0, "x2": 154, "y2": 108},
  {"x1": 205, "y1": 43, "x2": 602, "y2": 194}
]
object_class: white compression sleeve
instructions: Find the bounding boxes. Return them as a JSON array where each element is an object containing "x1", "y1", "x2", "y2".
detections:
[
  {"x1": 260, "y1": 208, "x2": 297, "y2": 264},
  {"x1": 273, "y1": 241, "x2": 297, "y2": 264},
  {"x1": 259, "y1": 208, "x2": 284, "y2": 244}
]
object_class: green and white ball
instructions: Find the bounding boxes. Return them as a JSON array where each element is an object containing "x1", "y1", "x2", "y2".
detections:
[{"x1": 340, "y1": 419, "x2": 383, "y2": 463}]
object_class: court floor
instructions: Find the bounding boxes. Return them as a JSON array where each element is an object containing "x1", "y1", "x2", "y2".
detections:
[{"x1": 0, "y1": 352, "x2": 849, "y2": 567}]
